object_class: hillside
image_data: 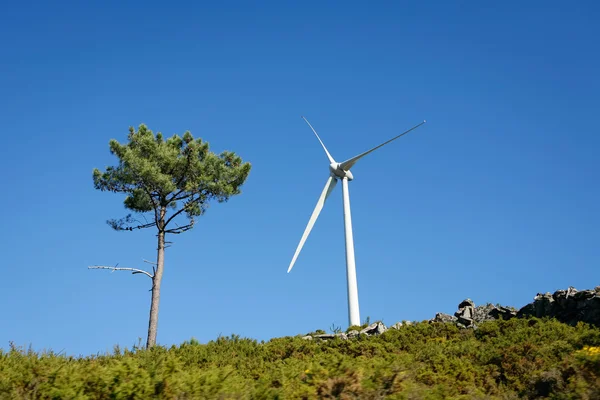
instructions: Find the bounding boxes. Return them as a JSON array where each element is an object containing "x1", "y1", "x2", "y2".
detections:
[{"x1": 1, "y1": 316, "x2": 599, "y2": 399}]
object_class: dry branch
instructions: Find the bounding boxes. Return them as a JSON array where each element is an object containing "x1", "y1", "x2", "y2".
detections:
[{"x1": 88, "y1": 265, "x2": 154, "y2": 279}]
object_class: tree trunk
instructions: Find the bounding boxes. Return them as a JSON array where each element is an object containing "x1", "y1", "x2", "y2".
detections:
[{"x1": 146, "y1": 227, "x2": 165, "y2": 348}]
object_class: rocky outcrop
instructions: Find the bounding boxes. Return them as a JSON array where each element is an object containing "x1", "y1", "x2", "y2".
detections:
[
  {"x1": 303, "y1": 322, "x2": 390, "y2": 341},
  {"x1": 433, "y1": 286, "x2": 599, "y2": 329},
  {"x1": 455, "y1": 299, "x2": 476, "y2": 327},
  {"x1": 432, "y1": 313, "x2": 457, "y2": 324},
  {"x1": 300, "y1": 287, "x2": 600, "y2": 341},
  {"x1": 517, "y1": 286, "x2": 600, "y2": 327},
  {"x1": 347, "y1": 330, "x2": 359, "y2": 339},
  {"x1": 360, "y1": 322, "x2": 387, "y2": 336},
  {"x1": 443, "y1": 299, "x2": 517, "y2": 328},
  {"x1": 488, "y1": 306, "x2": 518, "y2": 320}
]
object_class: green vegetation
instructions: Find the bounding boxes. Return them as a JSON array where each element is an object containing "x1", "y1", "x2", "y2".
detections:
[{"x1": 1, "y1": 318, "x2": 599, "y2": 399}]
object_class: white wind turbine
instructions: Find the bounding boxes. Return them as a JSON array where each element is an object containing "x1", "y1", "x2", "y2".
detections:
[{"x1": 287, "y1": 116, "x2": 426, "y2": 327}]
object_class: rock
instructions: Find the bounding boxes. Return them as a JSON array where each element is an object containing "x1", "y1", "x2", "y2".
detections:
[
  {"x1": 573, "y1": 290, "x2": 595, "y2": 301},
  {"x1": 458, "y1": 299, "x2": 475, "y2": 308},
  {"x1": 472, "y1": 304, "x2": 517, "y2": 324},
  {"x1": 359, "y1": 323, "x2": 375, "y2": 335},
  {"x1": 360, "y1": 322, "x2": 387, "y2": 336},
  {"x1": 517, "y1": 287, "x2": 600, "y2": 327},
  {"x1": 565, "y1": 287, "x2": 578, "y2": 298},
  {"x1": 300, "y1": 286, "x2": 600, "y2": 342},
  {"x1": 313, "y1": 334, "x2": 336, "y2": 340},
  {"x1": 553, "y1": 289, "x2": 567, "y2": 300},
  {"x1": 432, "y1": 287, "x2": 599, "y2": 331},
  {"x1": 517, "y1": 303, "x2": 535, "y2": 318},
  {"x1": 347, "y1": 330, "x2": 359, "y2": 338},
  {"x1": 455, "y1": 299, "x2": 476, "y2": 327},
  {"x1": 488, "y1": 306, "x2": 517, "y2": 320},
  {"x1": 463, "y1": 307, "x2": 473, "y2": 319},
  {"x1": 472, "y1": 304, "x2": 493, "y2": 322},
  {"x1": 447, "y1": 300, "x2": 517, "y2": 329},
  {"x1": 533, "y1": 292, "x2": 555, "y2": 318},
  {"x1": 432, "y1": 313, "x2": 457, "y2": 324}
]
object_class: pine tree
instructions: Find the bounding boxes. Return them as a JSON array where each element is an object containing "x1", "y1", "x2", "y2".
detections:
[{"x1": 91, "y1": 124, "x2": 251, "y2": 347}]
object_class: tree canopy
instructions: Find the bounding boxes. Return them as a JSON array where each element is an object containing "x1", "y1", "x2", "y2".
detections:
[{"x1": 93, "y1": 124, "x2": 251, "y2": 234}]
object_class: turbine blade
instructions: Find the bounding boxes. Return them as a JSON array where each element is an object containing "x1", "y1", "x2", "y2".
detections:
[
  {"x1": 325, "y1": 175, "x2": 337, "y2": 199},
  {"x1": 302, "y1": 116, "x2": 336, "y2": 164},
  {"x1": 287, "y1": 176, "x2": 337, "y2": 273},
  {"x1": 339, "y1": 120, "x2": 426, "y2": 171}
]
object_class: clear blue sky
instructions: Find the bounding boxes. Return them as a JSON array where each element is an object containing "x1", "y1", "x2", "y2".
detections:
[{"x1": 1, "y1": 1, "x2": 598, "y2": 356}]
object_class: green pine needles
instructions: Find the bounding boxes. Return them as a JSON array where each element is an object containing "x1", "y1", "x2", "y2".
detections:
[
  {"x1": 93, "y1": 124, "x2": 251, "y2": 232},
  {"x1": 92, "y1": 124, "x2": 251, "y2": 347}
]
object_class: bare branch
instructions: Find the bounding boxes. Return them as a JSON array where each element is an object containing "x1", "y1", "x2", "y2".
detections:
[
  {"x1": 126, "y1": 215, "x2": 156, "y2": 230},
  {"x1": 163, "y1": 204, "x2": 191, "y2": 228},
  {"x1": 108, "y1": 215, "x2": 156, "y2": 231},
  {"x1": 165, "y1": 221, "x2": 195, "y2": 235},
  {"x1": 143, "y1": 186, "x2": 160, "y2": 226},
  {"x1": 163, "y1": 191, "x2": 209, "y2": 229},
  {"x1": 128, "y1": 222, "x2": 156, "y2": 230},
  {"x1": 143, "y1": 259, "x2": 158, "y2": 266},
  {"x1": 88, "y1": 265, "x2": 154, "y2": 279},
  {"x1": 167, "y1": 188, "x2": 187, "y2": 204}
]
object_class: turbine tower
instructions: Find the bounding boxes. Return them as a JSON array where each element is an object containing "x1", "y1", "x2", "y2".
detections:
[{"x1": 287, "y1": 116, "x2": 426, "y2": 327}]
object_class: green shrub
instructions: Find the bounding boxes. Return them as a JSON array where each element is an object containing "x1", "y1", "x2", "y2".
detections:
[{"x1": 0, "y1": 319, "x2": 598, "y2": 398}]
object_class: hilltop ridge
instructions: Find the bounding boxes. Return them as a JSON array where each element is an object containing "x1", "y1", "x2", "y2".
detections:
[
  {"x1": 1, "y1": 286, "x2": 598, "y2": 399},
  {"x1": 300, "y1": 286, "x2": 600, "y2": 342}
]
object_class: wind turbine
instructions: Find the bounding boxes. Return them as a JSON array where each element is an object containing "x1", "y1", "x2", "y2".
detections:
[{"x1": 287, "y1": 116, "x2": 426, "y2": 327}]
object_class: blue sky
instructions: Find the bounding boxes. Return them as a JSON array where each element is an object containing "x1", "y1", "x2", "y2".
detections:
[{"x1": 1, "y1": 1, "x2": 598, "y2": 356}]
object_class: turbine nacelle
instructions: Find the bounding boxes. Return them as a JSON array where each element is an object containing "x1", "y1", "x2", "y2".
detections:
[{"x1": 329, "y1": 162, "x2": 354, "y2": 181}]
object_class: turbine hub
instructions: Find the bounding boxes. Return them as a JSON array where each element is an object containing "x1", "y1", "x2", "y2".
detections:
[{"x1": 329, "y1": 162, "x2": 353, "y2": 181}]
